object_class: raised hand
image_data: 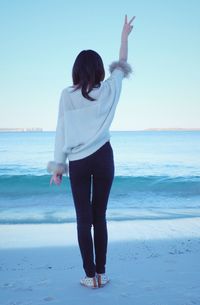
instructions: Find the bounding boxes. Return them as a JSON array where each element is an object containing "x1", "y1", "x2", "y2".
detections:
[
  {"x1": 121, "y1": 15, "x2": 135, "y2": 39},
  {"x1": 119, "y1": 14, "x2": 136, "y2": 62}
]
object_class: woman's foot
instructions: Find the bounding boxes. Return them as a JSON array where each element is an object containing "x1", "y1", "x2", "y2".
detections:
[
  {"x1": 80, "y1": 276, "x2": 98, "y2": 289},
  {"x1": 96, "y1": 273, "x2": 109, "y2": 287}
]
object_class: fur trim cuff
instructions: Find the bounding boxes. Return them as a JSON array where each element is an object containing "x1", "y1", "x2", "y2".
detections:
[
  {"x1": 109, "y1": 60, "x2": 132, "y2": 78},
  {"x1": 47, "y1": 161, "x2": 68, "y2": 175}
]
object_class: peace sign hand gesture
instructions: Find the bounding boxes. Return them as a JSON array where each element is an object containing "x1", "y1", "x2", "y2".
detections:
[{"x1": 122, "y1": 15, "x2": 135, "y2": 40}]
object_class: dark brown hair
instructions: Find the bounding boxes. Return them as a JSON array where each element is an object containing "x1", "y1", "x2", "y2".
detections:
[{"x1": 72, "y1": 50, "x2": 105, "y2": 101}]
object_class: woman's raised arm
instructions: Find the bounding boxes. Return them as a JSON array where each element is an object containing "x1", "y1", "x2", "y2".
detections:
[{"x1": 119, "y1": 15, "x2": 135, "y2": 62}]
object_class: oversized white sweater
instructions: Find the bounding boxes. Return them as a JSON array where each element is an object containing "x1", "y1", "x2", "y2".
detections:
[{"x1": 47, "y1": 60, "x2": 132, "y2": 175}]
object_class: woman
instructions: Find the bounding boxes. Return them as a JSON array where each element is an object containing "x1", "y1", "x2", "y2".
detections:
[{"x1": 47, "y1": 15, "x2": 135, "y2": 288}]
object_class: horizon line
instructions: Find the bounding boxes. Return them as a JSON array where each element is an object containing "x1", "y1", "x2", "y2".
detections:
[{"x1": 1, "y1": 127, "x2": 200, "y2": 132}]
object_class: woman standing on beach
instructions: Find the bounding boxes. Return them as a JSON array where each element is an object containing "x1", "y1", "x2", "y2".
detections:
[{"x1": 47, "y1": 15, "x2": 135, "y2": 288}]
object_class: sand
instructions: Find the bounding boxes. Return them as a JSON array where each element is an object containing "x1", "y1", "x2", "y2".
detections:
[{"x1": 0, "y1": 218, "x2": 200, "y2": 305}]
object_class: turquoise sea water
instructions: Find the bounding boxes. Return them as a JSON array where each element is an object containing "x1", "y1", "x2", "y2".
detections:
[{"x1": 0, "y1": 131, "x2": 200, "y2": 224}]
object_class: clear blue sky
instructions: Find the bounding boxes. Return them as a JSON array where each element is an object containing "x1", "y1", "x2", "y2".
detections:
[{"x1": 0, "y1": 0, "x2": 199, "y2": 131}]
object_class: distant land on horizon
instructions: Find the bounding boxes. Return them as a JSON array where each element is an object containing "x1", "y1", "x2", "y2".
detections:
[
  {"x1": 0, "y1": 127, "x2": 200, "y2": 132},
  {"x1": 0, "y1": 128, "x2": 43, "y2": 132},
  {"x1": 143, "y1": 128, "x2": 200, "y2": 131}
]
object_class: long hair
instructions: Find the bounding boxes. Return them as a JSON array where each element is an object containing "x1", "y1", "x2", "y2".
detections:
[{"x1": 72, "y1": 50, "x2": 105, "y2": 101}]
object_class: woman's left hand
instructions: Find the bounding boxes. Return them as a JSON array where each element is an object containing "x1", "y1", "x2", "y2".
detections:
[{"x1": 50, "y1": 173, "x2": 63, "y2": 185}]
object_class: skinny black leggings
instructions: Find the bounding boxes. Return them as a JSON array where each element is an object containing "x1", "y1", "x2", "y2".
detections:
[{"x1": 69, "y1": 141, "x2": 114, "y2": 277}]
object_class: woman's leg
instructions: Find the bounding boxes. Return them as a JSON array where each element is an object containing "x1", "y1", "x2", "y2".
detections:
[
  {"x1": 69, "y1": 159, "x2": 96, "y2": 277},
  {"x1": 91, "y1": 142, "x2": 115, "y2": 274}
]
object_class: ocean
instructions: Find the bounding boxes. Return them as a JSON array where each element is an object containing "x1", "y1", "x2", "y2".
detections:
[{"x1": 0, "y1": 131, "x2": 200, "y2": 224}]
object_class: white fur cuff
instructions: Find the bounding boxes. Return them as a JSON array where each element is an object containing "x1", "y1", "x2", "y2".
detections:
[
  {"x1": 109, "y1": 60, "x2": 132, "y2": 78},
  {"x1": 47, "y1": 161, "x2": 68, "y2": 175}
]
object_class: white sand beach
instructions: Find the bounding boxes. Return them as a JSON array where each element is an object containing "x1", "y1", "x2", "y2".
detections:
[{"x1": 1, "y1": 218, "x2": 200, "y2": 305}]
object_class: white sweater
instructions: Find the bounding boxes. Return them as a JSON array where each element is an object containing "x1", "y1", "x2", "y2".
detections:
[{"x1": 47, "y1": 60, "x2": 132, "y2": 175}]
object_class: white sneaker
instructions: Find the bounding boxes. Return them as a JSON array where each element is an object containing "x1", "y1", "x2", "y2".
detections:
[
  {"x1": 80, "y1": 276, "x2": 98, "y2": 289},
  {"x1": 96, "y1": 273, "x2": 110, "y2": 287}
]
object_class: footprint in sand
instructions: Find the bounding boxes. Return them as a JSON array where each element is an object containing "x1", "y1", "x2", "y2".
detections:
[
  {"x1": 43, "y1": 296, "x2": 55, "y2": 302},
  {"x1": 37, "y1": 279, "x2": 51, "y2": 286},
  {"x1": 2, "y1": 282, "x2": 15, "y2": 288}
]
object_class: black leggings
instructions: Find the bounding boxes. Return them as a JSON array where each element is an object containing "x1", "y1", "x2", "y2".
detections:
[{"x1": 69, "y1": 141, "x2": 114, "y2": 277}]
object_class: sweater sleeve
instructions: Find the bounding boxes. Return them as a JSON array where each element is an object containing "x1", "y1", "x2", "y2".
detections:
[
  {"x1": 100, "y1": 60, "x2": 132, "y2": 115},
  {"x1": 109, "y1": 60, "x2": 132, "y2": 78},
  {"x1": 106, "y1": 60, "x2": 132, "y2": 93},
  {"x1": 47, "y1": 90, "x2": 68, "y2": 175}
]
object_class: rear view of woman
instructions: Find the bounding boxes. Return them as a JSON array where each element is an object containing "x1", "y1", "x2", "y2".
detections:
[{"x1": 47, "y1": 15, "x2": 135, "y2": 288}]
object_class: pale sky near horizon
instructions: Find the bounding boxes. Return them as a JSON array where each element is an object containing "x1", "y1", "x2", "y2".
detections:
[{"x1": 0, "y1": 0, "x2": 199, "y2": 131}]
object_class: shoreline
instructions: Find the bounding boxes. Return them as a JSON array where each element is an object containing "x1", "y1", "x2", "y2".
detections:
[{"x1": 1, "y1": 217, "x2": 200, "y2": 249}]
